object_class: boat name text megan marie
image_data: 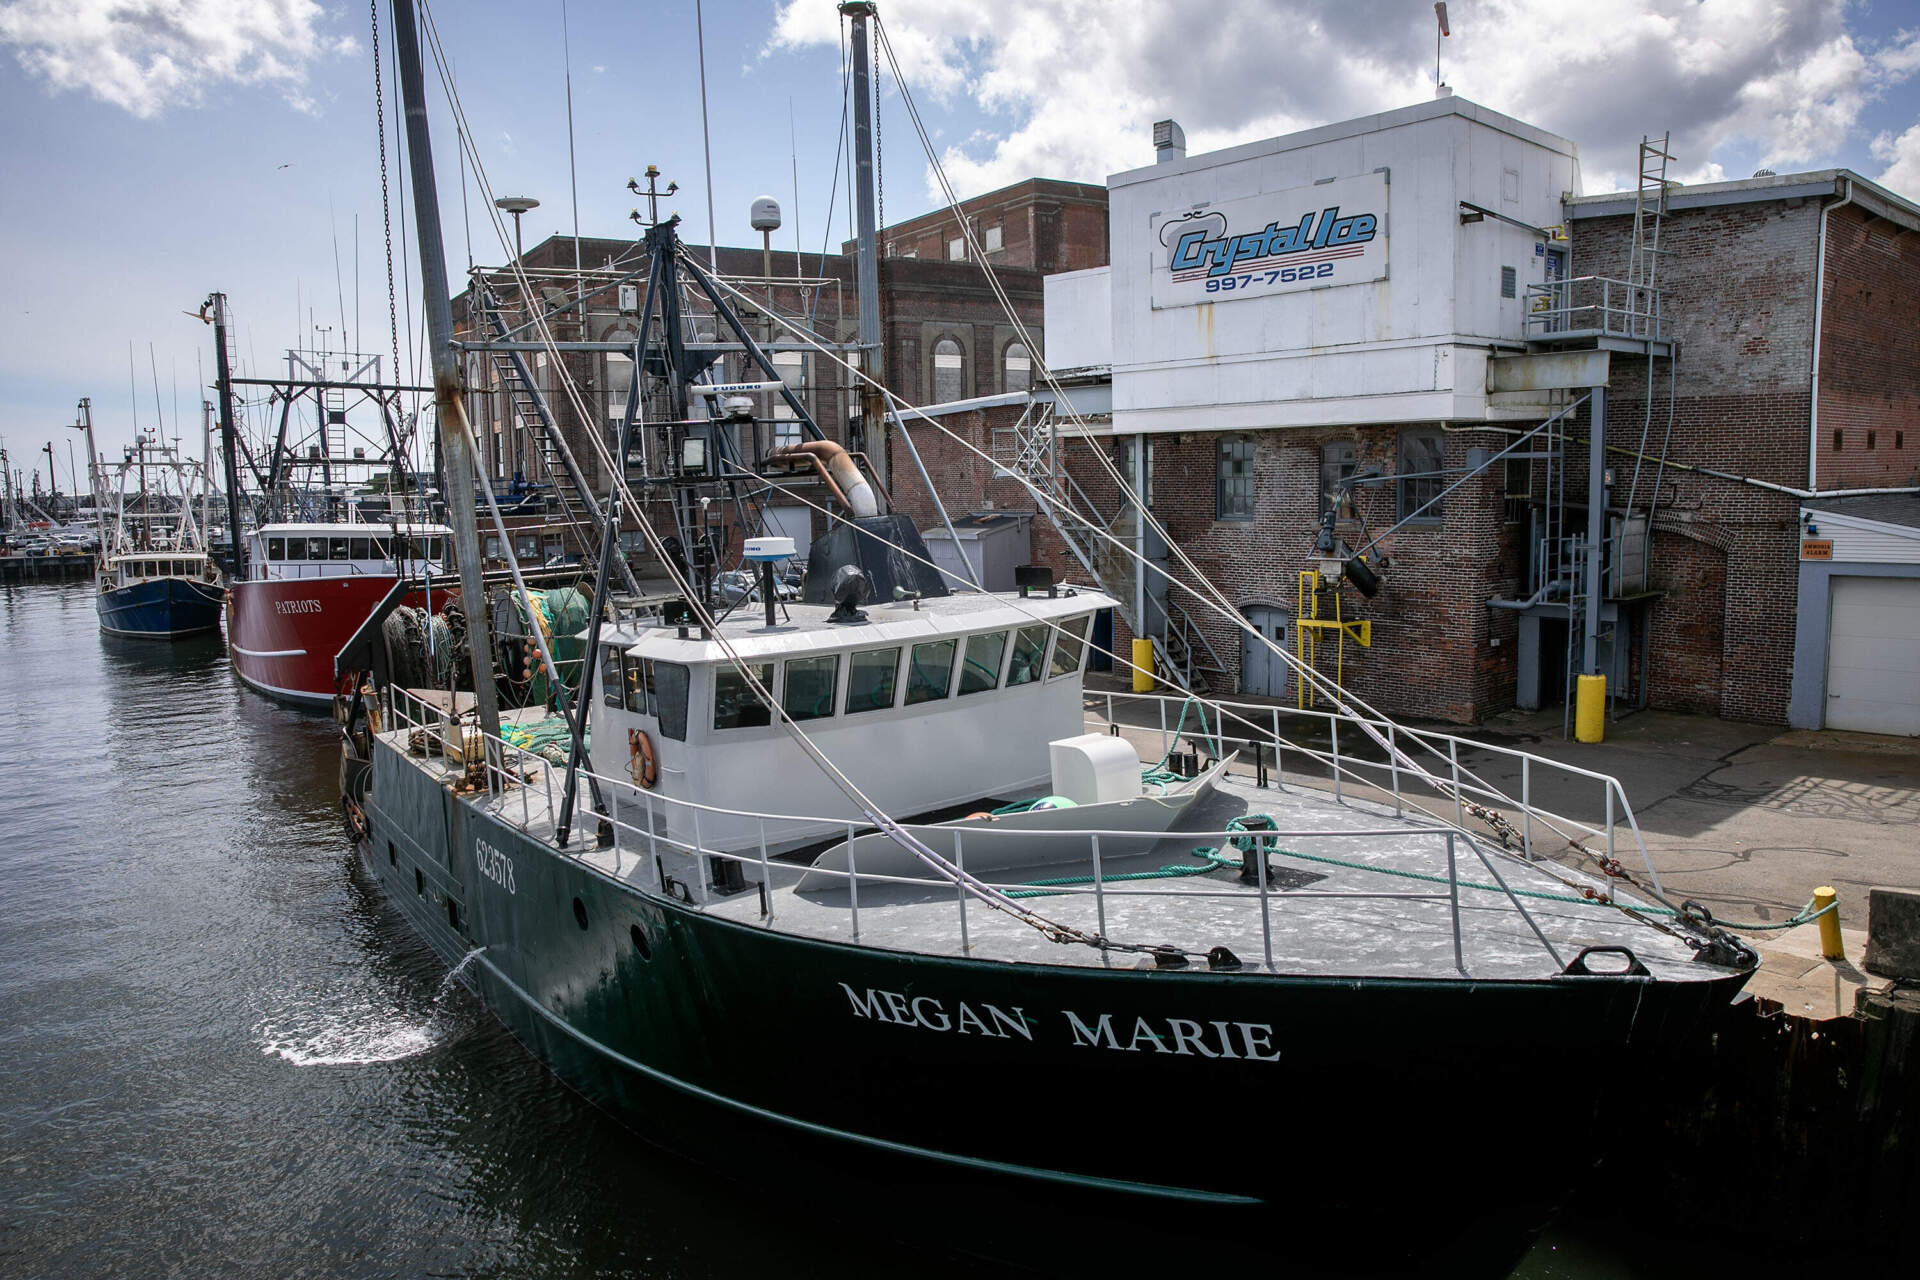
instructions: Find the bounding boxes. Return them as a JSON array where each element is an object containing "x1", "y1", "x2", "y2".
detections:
[{"x1": 838, "y1": 983, "x2": 1282, "y2": 1060}]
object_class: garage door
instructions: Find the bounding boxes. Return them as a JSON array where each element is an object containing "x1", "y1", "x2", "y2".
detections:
[{"x1": 1825, "y1": 576, "x2": 1920, "y2": 735}]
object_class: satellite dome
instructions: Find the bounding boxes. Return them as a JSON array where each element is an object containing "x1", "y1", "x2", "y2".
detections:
[{"x1": 750, "y1": 196, "x2": 782, "y2": 231}]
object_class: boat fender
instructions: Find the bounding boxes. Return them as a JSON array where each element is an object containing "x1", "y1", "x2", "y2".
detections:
[
  {"x1": 963, "y1": 812, "x2": 996, "y2": 822},
  {"x1": 627, "y1": 728, "x2": 659, "y2": 789}
]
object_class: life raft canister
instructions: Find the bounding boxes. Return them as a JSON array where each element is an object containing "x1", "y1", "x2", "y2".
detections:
[{"x1": 627, "y1": 727, "x2": 659, "y2": 789}]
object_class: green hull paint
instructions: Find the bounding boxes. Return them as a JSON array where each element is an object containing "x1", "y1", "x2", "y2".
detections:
[{"x1": 358, "y1": 736, "x2": 1747, "y2": 1253}]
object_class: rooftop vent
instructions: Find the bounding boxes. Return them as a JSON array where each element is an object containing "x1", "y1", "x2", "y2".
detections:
[
  {"x1": 1753, "y1": 168, "x2": 1776, "y2": 178},
  {"x1": 1153, "y1": 119, "x2": 1186, "y2": 164}
]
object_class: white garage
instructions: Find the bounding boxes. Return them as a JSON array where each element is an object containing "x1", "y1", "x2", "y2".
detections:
[
  {"x1": 1824, "y1": 576, "x2": 1920, "y2": 735},
  {"x1": 1790, "y1": 496, "x2": 1920, "y2": 737}
]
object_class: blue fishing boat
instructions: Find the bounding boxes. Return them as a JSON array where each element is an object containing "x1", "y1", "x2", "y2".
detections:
[
  {"x1": 84, "y1": 405, "x2": 226, "y2": 640},
  {"x1": 95, "y1": 551, "x2": 224, "y2": 638}
]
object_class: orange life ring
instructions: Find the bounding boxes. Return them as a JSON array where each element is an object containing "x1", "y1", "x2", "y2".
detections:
[{"x1": 627, "y1": 727, "x2": 659, "y2": 789}]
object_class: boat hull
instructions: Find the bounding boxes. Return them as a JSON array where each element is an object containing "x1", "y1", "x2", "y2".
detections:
[
  {"x1": 228, "y1": 576, "x2": 424, "y2": 704},
  {"x1": 96, "y1": 576, "x2": 224, "y2": 639},
  {"x1": 356, "y1": 736, "x2": 1749, "y2": 1265}
]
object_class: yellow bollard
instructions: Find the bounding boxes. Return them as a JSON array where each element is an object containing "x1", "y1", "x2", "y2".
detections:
[
  {"x1": 1812, "y1": 885, "x2": 1844, "y2": 960},
  {"x1": 1131, "y1": 637, "x2": 1157, "y2": 693},
  {"x1": 1574, "y1": 673, "x2": 1606, "y2": 743}
]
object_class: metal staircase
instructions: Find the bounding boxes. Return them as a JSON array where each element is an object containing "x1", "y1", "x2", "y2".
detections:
[
  {"x1": 992, "y1": 399, "x2": 1229, "y2": 693},
  {"x1": 477, "y1": 293, "x2": 630, "y2": 587}
]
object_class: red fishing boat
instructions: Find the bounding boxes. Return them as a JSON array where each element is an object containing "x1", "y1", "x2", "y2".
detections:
[{"x1": 227, "y1": 521, "x2": 451, "y2": 703}]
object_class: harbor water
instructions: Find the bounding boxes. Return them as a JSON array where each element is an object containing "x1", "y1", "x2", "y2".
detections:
[{"x1": 0, "y1": 582, "x2": 1786, "y2": 1278}]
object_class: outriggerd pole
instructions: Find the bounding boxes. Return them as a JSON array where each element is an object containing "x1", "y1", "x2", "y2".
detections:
[
  {"x1": 391, "y1": 0, "x2": 502, "y2": 745},
  {"x1": 206, "y1": 293, "x2": 249, "y2": 579}
]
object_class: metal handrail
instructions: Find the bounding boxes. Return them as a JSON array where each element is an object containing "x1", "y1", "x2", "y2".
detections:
[
  {"x1": 376, "y1": 685, "x2": 1648, "y2": 974},
  {"x1": 1525, "y1": 275, "x2": 1665, "y2": 343},
  {"x1": 1087, "y1": 688, "x2": 1663, "y2": 894}
]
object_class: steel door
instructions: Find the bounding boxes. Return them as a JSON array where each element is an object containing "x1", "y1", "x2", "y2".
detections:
[{"x1": 1240, "y1": 606, "x2": 1289, "y2": 699}]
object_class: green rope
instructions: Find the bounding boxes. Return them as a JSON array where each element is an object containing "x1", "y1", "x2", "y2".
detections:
[{"x1": 1148, "y1": 696, "x2": 1213, "y2": 773}]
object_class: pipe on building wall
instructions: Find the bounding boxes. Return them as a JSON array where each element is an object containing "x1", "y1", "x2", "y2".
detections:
[
  {"x1": 1808, "y1": 177, "x2": 1856, "y2": 492},
  {"x1": 773, "y1": 440, "x2": 879, "y2": 518}
]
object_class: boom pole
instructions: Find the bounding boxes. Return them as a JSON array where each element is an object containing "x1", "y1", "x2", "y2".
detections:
[{"x1": 391, "y1": 0, "x2": 502, "y2": 743}]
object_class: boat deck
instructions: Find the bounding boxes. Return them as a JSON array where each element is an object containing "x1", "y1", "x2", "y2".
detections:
[{"x1": 383, "y1": 713, "x2": 1720, "y2": 984}]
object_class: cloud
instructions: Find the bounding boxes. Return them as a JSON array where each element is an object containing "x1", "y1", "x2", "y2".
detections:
[
  {"x1": 767, "y1": 1, "x2": 1920, "y2": 201},
  {"x1": 1873, "y1": 120, "x2": 1920, "y2": 200},
  {"x1": 0, "y1": 0, "x2": 356, "y2": 119}
]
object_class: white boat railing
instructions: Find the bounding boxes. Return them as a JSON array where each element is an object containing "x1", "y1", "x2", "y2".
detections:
[
  {"x1": 373, "y1": 686, "x2": 1677, "y2": 976},
  {"x1": 1084, "y1": 688, "x2": 1663, "y2": 897}
]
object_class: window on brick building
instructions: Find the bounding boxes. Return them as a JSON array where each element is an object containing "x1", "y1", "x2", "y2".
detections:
[
  {"x1": 1503, "y1": 457, "x2": 1532, "y2": 524},
  {"x1": 948, "y1": 237, "x2": 965, "y2": 261},
  {"x1": 1119, "y1": 438, "x2": 1153, "y2": 508},
  {"x1": 932, "y1": 338, "x2": 965, "y2": 403},
  {"x1": 1834, "y1": 429, "x2": 1844, "y2": 451},
  {"x1": 1868, "y1": 430, "x2": 1878, "y2": 450},
  {"x1": 1319, "y1": 441, "x2": 1356, "y2": 514},
  {"x1": 1004, "y1": 343, "x2": 1031, "y2": 394},
  {"x1": 1397, "y1": 430, "x2": 1445, "y2": 521},
  {"x1": 985, "y1": 224, "x2": 1004, "y2": 252},
  {"x1": 605, "y1": 352, "x2": 633, "y2": 428},
  {"x1": 1217, "y1": 437, "x2": 1254, "y2": 520}
]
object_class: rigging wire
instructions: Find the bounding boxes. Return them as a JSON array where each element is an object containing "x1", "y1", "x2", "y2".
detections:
[
  {"x1": 412, "y1": 6, "x2": 1129, "y2": 953},
  {"x1": 408, "y1": 0, "x2": 1700, "y2": 954},
  {"x1": 863, "y1": 15, "x2": 1607, "y2": 870}
]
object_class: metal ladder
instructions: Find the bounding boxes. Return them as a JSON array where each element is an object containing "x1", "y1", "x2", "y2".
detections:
[{"x1": 1626, "y1": 134, "x2": 1672, "y2": 337}]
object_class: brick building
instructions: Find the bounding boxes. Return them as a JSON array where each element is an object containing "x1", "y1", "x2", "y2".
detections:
[
  {"x1": 451, "y1": 177, "x2": 1111, "y2": 569},
  {"x1": 892, "y1": 101, "x2": 1920, "y2": 731},
  {"x1": 849, "y1": 177, "x2": 1109, "y2": 273}
]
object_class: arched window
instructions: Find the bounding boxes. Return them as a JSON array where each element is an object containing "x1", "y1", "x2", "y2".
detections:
[
  {"x1": 932, "y1": 337, "x2": 964, "y2": 403},
  {"x1": 1004, "y1": 342, "x2": 1031, "y2": 394}
]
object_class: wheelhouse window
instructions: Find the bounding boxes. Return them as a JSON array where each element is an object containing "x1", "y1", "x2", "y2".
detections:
[
  {"x1": 958, "y1": 631, "x2": 1008, "y2": 695},
  {"x1": 267, "y1": 537, "x2": 286, "y2": 560},
  {"x1": 1006, "y1": 624, "x2": 1050, "y2": 687},
  {"x1": 651, "y1": 661, "x2": 691, "y2": 741},
  {"x1": 905, "y1": 639, "x2": 957, "y2": 705},
  {"x1": 783, "y1": 653, "x2": 839, "y2": 722},
  {"x1": 846, "y1": 647, "x2": 902, "y2": 714},
  {"x1": 713, "y1": 662, "x2": 775, "y2": 730},
  {"x1": 1397, "y1": 430, "x2": 1445, "y2": 522},
  {"x1": 349, "y1": 537, "x2": 372, "y2": 560},
  {"x1": 329, "y1": 537, "x2": 350, "y2": 560},
  {"x1": 1048, "y1": 616, "x2": 1089, "y2": 679},
  {"x1": 622, "y1": 652, "x2": 650, "y2": 714},
  {"x1": 1216, "y1": 437, "x2": 1254, "y2": 520},
  {"x1": 602, "y1": 650, "x2": 624, "y2": 708},
  {"x1": 307, "y1": 538, "x2": 329, "y2": 560}
]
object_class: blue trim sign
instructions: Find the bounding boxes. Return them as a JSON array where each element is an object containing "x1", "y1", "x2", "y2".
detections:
[{"x1": 1150, "y1": 172, "x2": 1388, "y2": 309}]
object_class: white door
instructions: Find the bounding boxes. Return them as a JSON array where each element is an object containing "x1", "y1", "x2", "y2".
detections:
[{"x1": 1825, "y1": 576, "x2": 1920, "y2": 735}]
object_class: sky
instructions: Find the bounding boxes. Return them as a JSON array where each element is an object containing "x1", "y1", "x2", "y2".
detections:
[{"x1": 2, "y1": 0, "x2": 1918, "y2": 492}]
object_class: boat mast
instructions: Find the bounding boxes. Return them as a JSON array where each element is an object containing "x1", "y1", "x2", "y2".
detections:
[
  {"x1": 74, "y1": 399, "x2": 102, "y2": 552},
  {"x1": 199, "y1": 399, "x2": 214, "y2": 552},
  {"x1": 392, "y1": 0, "x2": 502, "y2": 743},
  {"x1": 206, "y1": 293, "x2": 249, "y2": 577},
  {"x1": 841, "y1": 2, "x2": 885, "y2": 471}
]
